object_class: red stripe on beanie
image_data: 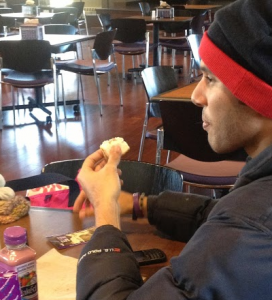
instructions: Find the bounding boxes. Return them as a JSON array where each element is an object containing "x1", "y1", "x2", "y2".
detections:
[{"x1": 199, "y1": 32, "x2": 272, "y2": 119}]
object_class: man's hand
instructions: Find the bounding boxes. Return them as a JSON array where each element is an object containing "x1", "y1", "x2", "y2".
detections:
[{"x1": 73, "y1": 146, "x2": 122, "y2": 229}]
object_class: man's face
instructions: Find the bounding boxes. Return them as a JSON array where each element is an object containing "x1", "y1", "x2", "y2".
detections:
[{"x1": 191, "y1": 62, "x2": 265, "y2": 157}]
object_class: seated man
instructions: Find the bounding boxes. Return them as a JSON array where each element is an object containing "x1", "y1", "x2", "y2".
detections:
[{"x1": 73, "y1": 0, "x2": 272, "y2": 299}]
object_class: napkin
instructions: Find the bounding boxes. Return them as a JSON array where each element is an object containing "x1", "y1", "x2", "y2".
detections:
[{"x1": 37, "y1": 248, "x2": 78, "y2": 300}]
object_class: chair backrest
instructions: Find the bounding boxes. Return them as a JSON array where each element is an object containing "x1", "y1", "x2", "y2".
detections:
[
  {"x1": 51, "y1": 12, "x2": 69, "y2": 24},
  {"x1": 6, "y1": 3, "x2": 22, "y2": 12},
  {"x1": 92, "y1": 29, "x2": 117, "y2": 60},
  {"x1": 0, "y1": 15, "x2": 3, "y2": 33},
  {"x1": 190, "y1": 10, "x2": 207, "y2": 34},
  {"x1": 44, "y1": 24, "x2": 77, "y2": 35},
  {"x1": 161, "y1": 20, "x2": 191, "y2": 34},
  {"x1": 175, "y1": 8, "x2": 192, "y2": 17},
  {"x1": 141, "y1": 66, "x2": 178, "y2": 118},
  {"x1": 159, "y1": 100, "x2": 247, "y2": 162},
  {"x1": 43, "y1": 158, "x2": 183, "y2": 196},
  {"x1": 111, "y1": 18, "x2": 146, "y2": 43},
  {"x1": 44, "y1": 24, "x2": 77, "y2": 54},
  {"x1": 187, "y1": 33, "x2": 202, "y2": 69},
  {"x1": 138, "y1": 2, "x2": 151, "y2": 16},
  {"x1": 0, "y1": 40, "x2": 52, "y2": 72},
  {"x1": 53, "y1": 7, "x2": 78, "y2": 25},
  {"x1": 97, "y1": 13, "x2": 112, "y2": 31},
  {"x1": 0, "y1": 8, "x2": 14, "y2": 28},
  {"x1": 67, "y1": 1, "x2": 85, "y2": 18},
  {"x1": 43, "y1": 159, "x2": 84, "y2": 178},
  {"x1": 119, "y1": 160, "x2": 183, "y2": 195}
]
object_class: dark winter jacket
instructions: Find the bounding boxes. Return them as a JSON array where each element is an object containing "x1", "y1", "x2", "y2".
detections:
[{"x1": 76, "y1": 144, "x2": 272, "y2": 300}]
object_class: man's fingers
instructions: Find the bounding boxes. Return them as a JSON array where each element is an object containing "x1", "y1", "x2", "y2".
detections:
[
  {"x1": 73, "y1": 190, "x2": 87, "y2": 213},
  {"x1": 82, "y1": 149, "x2": 105, "y2": 169},
  {"x1": 79, "y1": 206, "x2": 94, "y2": 219},
  {"x1": 107, "y1": 145, "x2": 122, "y2": 167}
]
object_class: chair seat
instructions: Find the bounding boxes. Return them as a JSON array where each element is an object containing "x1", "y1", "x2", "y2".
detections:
[
  {"x1": 165, "y1": 154, "x2": 246, "y2": 186},
  {"x1": 114, "y1": 42, "x2": 148, "y2": 55},
  {"x1": 1, "y1": 68, "x2": 13, "y2": 76},
  {"x1": 57, "y1": 59, "x2": 115, "y2": 74},
  {"x1": 3, "y1": 70, "x2": 53, "y2": 87},
  {"x1": 146, "y1": 124, "x2": 163, "y2": 139},
  {"x1": 159, "y1": 39, "x2": 191, "y2": 51}
]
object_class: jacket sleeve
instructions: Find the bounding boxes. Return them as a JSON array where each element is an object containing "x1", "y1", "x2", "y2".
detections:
[
  {"x1": 147, "y1": 191, "x2": 217, "y2": 242},
  {"x1": 76, "y1": 225, "x2": 144, "y2": 300}
]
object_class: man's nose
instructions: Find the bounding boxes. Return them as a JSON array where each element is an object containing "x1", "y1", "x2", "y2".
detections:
[{"x1": 191, "y1": 80, "x2": 207, "y2": 107}]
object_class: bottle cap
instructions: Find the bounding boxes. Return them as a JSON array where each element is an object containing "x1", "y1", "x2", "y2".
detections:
[{"x1": 4, "y1": 226, "x2": 27, "y2": 245}]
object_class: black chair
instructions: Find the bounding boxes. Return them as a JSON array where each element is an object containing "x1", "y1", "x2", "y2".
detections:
[
  {"x1": 157, "y1": 100, "x2": 247, "y2": 195},
  {"x1": 138, "y1": 2, "x2": 151, "y2": 16},
  {"x1": 6, "y1": 3, "x2": 23, "y2": 13},
  {"x1": 0, "y1": 8, "x2": 13, "y2": 26},
  {"x1": 50, "y1": 12, "x2": 69, "y2": 24},
  {"x1": 57, "y1": 29, "x2": 123, "y2": 116},
  {"x1": 67, "y1": 1, "x2": 89, "y2": 35},
  {"x1": 138, "y1": 66, "x2": 178, "y2": 161},
  {"x1": 97, "y1": 13, "x2": 112, "y2": 32},
  {"x1": 110, "y1": 18, "x2": 151, "y2": 81},
  {"x1": 0, "y1": 15, "x2": 18, "y2": 36},
  {"x1": 44, "y1": 24, "x2": 78, "y2": 58},
  {"x1": 0, "y1": 40, "x2": 58, "y2": 127},
  {"x1": 158, "y1": 11, "x2": 206, "y2": 71},
  {"x1": 44, "y1": 24, "x2": 79, "y2": 118},
  {"x1": 52, "y1": 7, "x2": 78, "y2": 26},
  {"x1": 43, "y1": 158, "x2": 183, "y2": 198}
]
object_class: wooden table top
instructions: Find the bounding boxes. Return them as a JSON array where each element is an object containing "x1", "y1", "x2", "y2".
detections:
[
  {"x1": 0, "y1": 12, "x2": 55, "y2": 19},
  {"x1": 0, "y1": 207, "x2": 185, "y2": 280},
  {"x1": 0, "y1": 33, "x2": 96, "y2": 46},
  {"x1": 126, "y1": 15, "x2": 193, "y2": 23},
  {"x1": 151, "y1": 81, "x2": 199, "y2": 102},
  {"x1": 184, "y1": 4, "x2": 222, "y2": 10}
]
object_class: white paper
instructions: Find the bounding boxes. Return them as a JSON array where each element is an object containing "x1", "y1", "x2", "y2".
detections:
[{"x1": 37, "y1": 248, "x2": 77, "y2": 300}]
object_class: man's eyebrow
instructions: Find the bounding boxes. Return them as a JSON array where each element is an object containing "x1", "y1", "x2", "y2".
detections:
[{"x1": 200, "y1": 65, "x2": 210, "y2": 73}]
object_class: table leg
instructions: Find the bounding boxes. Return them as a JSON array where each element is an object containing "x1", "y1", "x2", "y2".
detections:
[{"x1": 152, "y1": 23, "x2": 159, "y2": 66}]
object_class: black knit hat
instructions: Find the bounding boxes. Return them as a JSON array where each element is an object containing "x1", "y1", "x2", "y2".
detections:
[{"x1": 199, "y1": 0, "x2": 272, "y2": 119}]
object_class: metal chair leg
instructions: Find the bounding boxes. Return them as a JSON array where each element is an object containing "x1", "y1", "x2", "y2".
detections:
[
  {"x1": 138, "y1": 103, "x2": 149, "y2": 161},
  {"x1": 11, "y1": 86, "x2": 16, "y2": 125},
  {"x1": 93, "y1": 73, "x2": 103, "y2": 116},
  {"x1": 114, "y1": 64, "x2": 123, "y2": 106},
  {"x1": 156, "y1": 127, "x2": 164, "y2": 165},
  {"x1": 122, "y1": 55, "x2": 125, "y2": 79}
]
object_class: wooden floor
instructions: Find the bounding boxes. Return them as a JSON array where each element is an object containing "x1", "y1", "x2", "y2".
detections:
[{"x1": 0, "y1": 37, "x2": 193, "y2": 181}]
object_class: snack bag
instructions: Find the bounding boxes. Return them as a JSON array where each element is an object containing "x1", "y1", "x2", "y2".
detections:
[{"x1": 26, "y1": 184, "x2": 71, "y2": 210}]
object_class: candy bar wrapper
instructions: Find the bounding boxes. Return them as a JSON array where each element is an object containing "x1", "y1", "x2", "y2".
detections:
[{"x1": 0, "y1": 271, "x2": 22, "y2": 300}]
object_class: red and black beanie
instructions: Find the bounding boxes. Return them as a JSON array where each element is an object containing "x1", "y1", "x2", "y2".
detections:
[{"x1": 199, "y1": 0, "x2": 272, "y2": 119}]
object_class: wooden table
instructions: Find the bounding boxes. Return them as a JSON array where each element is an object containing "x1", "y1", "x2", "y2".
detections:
[
  {"x1": 126, "y1": 15, "x2": 193, "y2": 66},
  {"x1": 151, "y1": 81, "x2": 199, "y2": 102},
  {"x1": 0, "y1": 12, "x2": 55, "y2": 26},
  {"x1": 184, "y1": 4, "x2": 222, "y2": 10},
  {"x1": 0, "y1": 12, "x2": 55, "y2": 19},
  {"x1": 0, "y1": 33, "x2": 96, "y2": 47},
  {"x1": 0, "y1": 208, "x2": 185, "y2": 280}
]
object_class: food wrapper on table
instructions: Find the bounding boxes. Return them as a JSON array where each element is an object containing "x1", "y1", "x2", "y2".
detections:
[{"x1": 26, "y1": 184, "x2": 71, "y2": 209}]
